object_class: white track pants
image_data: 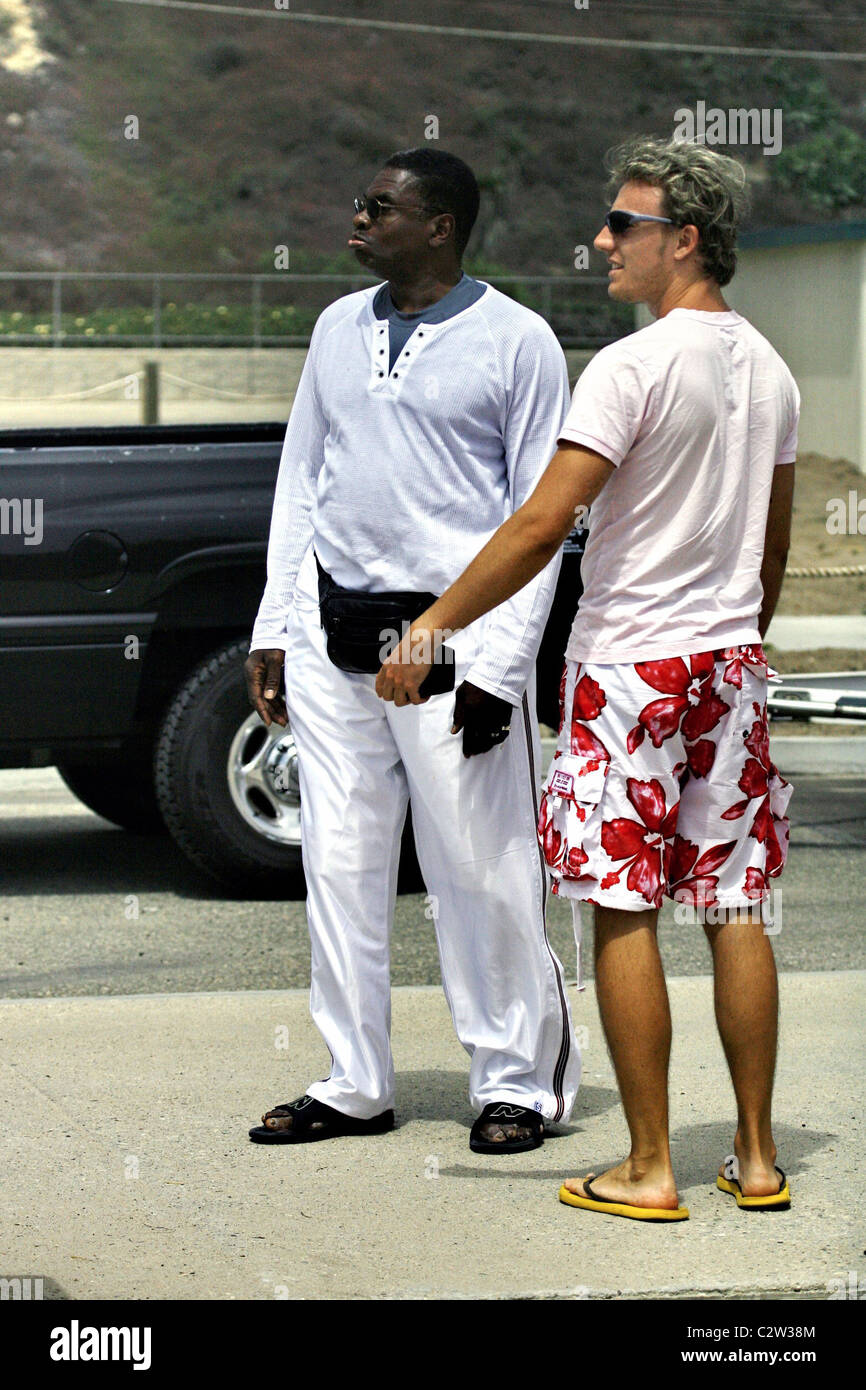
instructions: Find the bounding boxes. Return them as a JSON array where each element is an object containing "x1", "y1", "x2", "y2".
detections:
[{"x1": 284, "y1": 545, "x2": 581, "y2": 1122}]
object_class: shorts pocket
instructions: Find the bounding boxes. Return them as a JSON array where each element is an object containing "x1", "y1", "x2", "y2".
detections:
[
  {"x1": 765, "y1": 765, "x2": 793, "y2": 878},
  {"x1": 538, "y1": 751, "x2": 610, "y2": 883},
  {"x1": 768, "y1": 765, "x2": 793, "y2": 821}
]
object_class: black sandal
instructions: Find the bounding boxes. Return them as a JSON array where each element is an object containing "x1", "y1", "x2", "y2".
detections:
[
  {"x1": 248, "y1": 1094, "x2": 395, "y2": 1144},
  {"x1": 469, "y1": 1102, "x2": 545, "y2": 1154}
]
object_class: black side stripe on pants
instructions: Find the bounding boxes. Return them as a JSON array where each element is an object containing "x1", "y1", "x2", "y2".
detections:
[{"x1": 521, "y1": 692, "x2": 570, "y2": 1123}]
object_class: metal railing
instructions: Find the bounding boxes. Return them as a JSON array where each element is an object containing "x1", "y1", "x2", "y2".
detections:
[{"x1": 0, "y1": 271, "x2": 632, "y2": 349}]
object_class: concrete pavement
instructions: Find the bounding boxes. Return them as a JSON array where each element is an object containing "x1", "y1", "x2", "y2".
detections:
[{"x1": 1, "y1": 972, "x2": 862, "y2": 1300}]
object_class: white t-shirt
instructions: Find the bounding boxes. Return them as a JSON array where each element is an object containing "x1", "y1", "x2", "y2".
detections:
[{"x1": 558, "y1": 308, "x2": 800, "y2": 665}]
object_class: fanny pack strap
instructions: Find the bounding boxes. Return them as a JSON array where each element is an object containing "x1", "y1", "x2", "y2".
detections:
[
  {"x1": 314, "y1": 551, "x2": 438, "y2": 615},
  {"x1": 314, "y1": 551, "x2": 334, "y2": 612}
]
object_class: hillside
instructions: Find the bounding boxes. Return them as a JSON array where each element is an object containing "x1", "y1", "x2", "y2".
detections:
[{"x1": 0, "y1": 0, "x2": 864, "y2": 276}]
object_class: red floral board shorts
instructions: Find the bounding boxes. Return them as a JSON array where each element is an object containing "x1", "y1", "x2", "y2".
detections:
[{"x1": 537, "y1": 645, "x2": 793, "y2": 914}]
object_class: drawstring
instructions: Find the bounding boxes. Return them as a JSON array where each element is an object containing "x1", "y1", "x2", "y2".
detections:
[{"x1": 572, "y1": 900, "x2": 585, "y2": 991}]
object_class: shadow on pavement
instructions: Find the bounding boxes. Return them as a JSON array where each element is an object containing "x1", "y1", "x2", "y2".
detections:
[{"x1": 394, "y1": 1071, "x2": 619, "y2": 1128}]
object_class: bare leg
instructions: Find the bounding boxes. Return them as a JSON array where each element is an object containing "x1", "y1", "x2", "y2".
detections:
[
  {"x1": 704, "y1": 906, "x2": 781, "y2": 1196},
  {"x1": 563, "y1": 905, "x2": 681, "y2": 1209}
]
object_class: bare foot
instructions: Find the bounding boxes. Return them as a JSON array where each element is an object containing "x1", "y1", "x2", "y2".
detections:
[
  {"x1": 720, "y1": 1136, "x2": 781, "y2": 1197},
  {"x1": 563, "y1": 1156, "x2": 681, "y2": 1210},
  {"x1": 259, "y1": 1100, "x2": 326, "y2": 1136},
  {"x1": 475, "y1": 1117, "x2": 538, "y2": 1145},
  {"x1": 261, "y1": 1105, "x2": 296, "y2": 1134},
  {"x1": 470, "y1": 1102, "x2": 544, "y2": 1150}
]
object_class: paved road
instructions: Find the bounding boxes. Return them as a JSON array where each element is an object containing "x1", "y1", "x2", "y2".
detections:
[
  {"x1": 780, "y1": 672, "x2": 866, "y2": 689},
  {"x1": 1, "y1": 753, "x2": 864, "y2": 998},
  {"x1": 770, "y1": 669, "x2": 866, "y2": 722}
]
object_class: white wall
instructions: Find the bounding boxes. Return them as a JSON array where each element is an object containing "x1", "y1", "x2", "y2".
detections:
[
  {"x1": 633, "y1": 242, "x2": 864, "y2": 472},
  {"x1": 727, "y1": 242, "x2": 864, "y2": 472}
]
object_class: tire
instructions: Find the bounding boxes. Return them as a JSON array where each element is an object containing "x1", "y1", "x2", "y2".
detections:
[
  {"x1": 57, "y1": 753, "x2": 166, "y2": 833},
  {"x1": 154, "y1": 637, "x2": 306, "y2": 897}
]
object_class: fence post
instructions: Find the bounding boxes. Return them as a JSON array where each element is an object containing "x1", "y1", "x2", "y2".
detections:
[
  {"x1": 142, "y1": 361, "x2": 160, "y2": 425},
  {"x1": 541, "y1": 279, "x2": 552, "y2": 324},
  {"x1": 52, "y1": 275, "x2": 62, "y2": 347},
  {"x1": 252, "y1": 277, "x2": 262, "y2": 349},
  {"x1": 152, "y1": 278, "x2": 161, "y2": 349}
]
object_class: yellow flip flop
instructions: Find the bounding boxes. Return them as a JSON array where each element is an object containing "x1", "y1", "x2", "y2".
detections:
[
  {"x1": 558, "y1": 1176, "x2": 689, "y2": 1222},
  {"x1": 716, "y1": 1156, "x2": 791, "y2": 1210}
]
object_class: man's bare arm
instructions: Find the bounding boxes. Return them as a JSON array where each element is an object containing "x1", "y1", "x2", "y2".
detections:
[
  {"x1": 758, "y1": 463, "x2": 795, "y2": 639},
  {"x1": 376, "y1": 443, "x2": 614, "y2": 704}
]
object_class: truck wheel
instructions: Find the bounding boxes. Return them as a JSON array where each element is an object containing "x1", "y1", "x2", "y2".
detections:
[
  {"x1": 155, "y1": 637, "x2": 305, "y2": 897},
  {"x1": 56, "y1": 753, "x2": 166, "y2": 833}
]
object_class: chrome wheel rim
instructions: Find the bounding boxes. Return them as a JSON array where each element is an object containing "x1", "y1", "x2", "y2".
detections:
[{"x1": 227, "y1": 713, "x2": 302, "y2": 847}]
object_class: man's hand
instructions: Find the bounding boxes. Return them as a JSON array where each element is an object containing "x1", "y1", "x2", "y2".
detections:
[
  {"x1": 375, "y1": 623, "x2": 435, "y2": 706},
  {"x1": 452, "y1": 682, "x2": 513, "y2": 758},
  {"x1": 244, "y1": 648, "x2": 288, "y2": 727}
]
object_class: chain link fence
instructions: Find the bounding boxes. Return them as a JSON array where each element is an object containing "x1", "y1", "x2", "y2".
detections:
[{"x1": 0, "y1": 272, "x2": 635, "y2": 349}]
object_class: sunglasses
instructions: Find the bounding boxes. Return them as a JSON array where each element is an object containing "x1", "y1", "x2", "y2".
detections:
[
  {"x1": 354, "y1": 194, "x2": 428, "y2": 221},
  {"x1": 604, "y1": 209, "x2": 675, "y2": 235}
]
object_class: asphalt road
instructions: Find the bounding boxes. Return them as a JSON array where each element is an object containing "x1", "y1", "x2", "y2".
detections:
[{"x1": 1, "y1": 760, "x2": 864, "y2": 999}]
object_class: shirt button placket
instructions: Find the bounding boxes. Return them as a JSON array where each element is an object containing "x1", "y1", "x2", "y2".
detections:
[{"x1": 374, "y1": 324, "x2": 387, "y2": 384}]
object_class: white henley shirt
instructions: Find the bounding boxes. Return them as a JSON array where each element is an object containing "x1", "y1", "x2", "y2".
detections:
[{"x1": 251, "y1": 282, "x2": 571, "y2": 705}]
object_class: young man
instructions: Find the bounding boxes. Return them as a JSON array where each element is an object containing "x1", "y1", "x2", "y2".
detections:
[
  {"x1": 245, "y1": 148, "x2": 580, "y2": 1150},
  {"x1": 376, "y1": 137, "x2": 799, "y2": 1219}
]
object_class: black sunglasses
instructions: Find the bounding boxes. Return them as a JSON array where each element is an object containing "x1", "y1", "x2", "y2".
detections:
[
  {"x1": 354, "y1": 194, "x2": 428, "y2": 221},
  {"x1": 604, "y1": 209, "x2": 675, "y2": 235}
]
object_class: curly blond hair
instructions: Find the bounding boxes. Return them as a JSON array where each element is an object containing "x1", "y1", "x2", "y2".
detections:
[{"x1": 605, "y1": 136, "x2": 749, "y2": 287}]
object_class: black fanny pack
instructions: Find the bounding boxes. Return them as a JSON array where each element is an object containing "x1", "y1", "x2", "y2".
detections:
[{"x1": 315, "y1": 554, "x2": 456, "y2": 695}]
